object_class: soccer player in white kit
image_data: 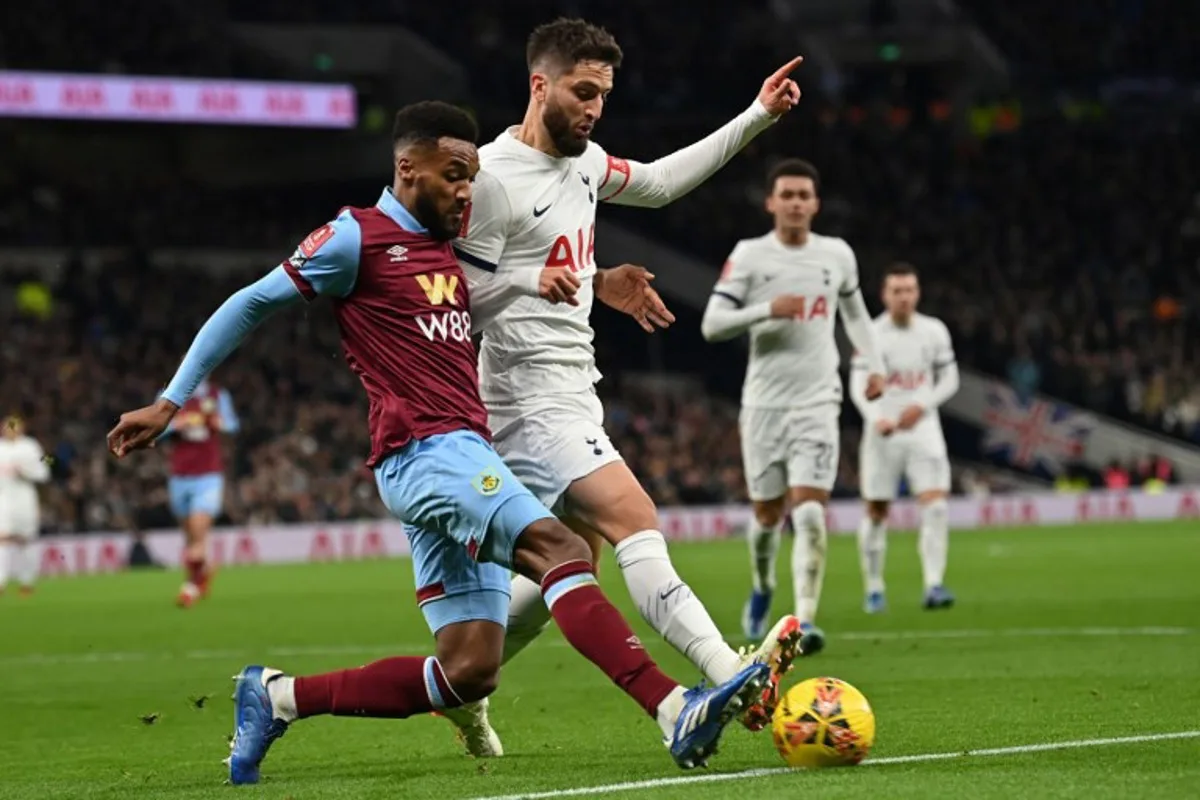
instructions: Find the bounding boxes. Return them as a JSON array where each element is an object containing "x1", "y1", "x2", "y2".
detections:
[
  {"x1": 0, "y1": 415, "x2": 50, "y2": 596},
  {"x1": 851, "y1": 263, "x2": 960, "y2": 612},
  {"x1": 445, "y1": 19, "x2": 808, "y2": 749},
  {"x1": 700, "y1": 159, "x2": 886, "y2": 651}
]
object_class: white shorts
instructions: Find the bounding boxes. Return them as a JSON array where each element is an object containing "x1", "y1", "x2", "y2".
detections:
[
  {"x1": 859, "y1": 427, "x2": 951, "y2": 501},
  {"x1": 0, "y1": 501, "x2": 39, "y2": 539},
  {"x1": 487, "y1": 388, "x2": 622, "y2": 514},
  {"x1": 739, "y1": 406, "x2": 840, "y2": 500}
]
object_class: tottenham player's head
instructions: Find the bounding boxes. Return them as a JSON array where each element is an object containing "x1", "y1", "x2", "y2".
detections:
[
  {"x1": 524, "y1": 18, "x2": 623, "y2": 157},
  {"x1": 2, "y1": 414, "x2": 23, "y2": 440},
  {"x1": 883, "y1": 262, "x2": 920, "y2": 324},
  {"x1": 391, "y1": 101, "x2": 480, "y2": 240},
  {"x1": 765, "y1": 159, "x2": 821, "y2": 245}
]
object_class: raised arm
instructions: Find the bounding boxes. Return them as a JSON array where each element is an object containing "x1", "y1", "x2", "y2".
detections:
[
  {"x1": 108, "y1": 213, "x2": 360, "y2": 457},
  {"x1": 597, "y1": 57, "x2": 802, "y2": 208}
]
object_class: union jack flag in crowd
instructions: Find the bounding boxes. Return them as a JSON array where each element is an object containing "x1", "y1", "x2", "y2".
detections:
[{"x1": 981, "y1": 384, "x2": 1094, "y2": 474}]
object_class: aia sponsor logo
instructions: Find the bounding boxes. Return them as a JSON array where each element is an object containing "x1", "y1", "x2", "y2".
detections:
[
  {"x1": 200, "y1": 88, "x2": 239, "y2": 114},
  {"x1": 266, "y1": 91, "x2": 305, "y2": 117},
  {"x1": 61, "y1": 82, "x2": 105, "y2": 110},
  {"x1": 0, "y1": 79, "x2": 34, "y2": 107},
  {"x1": 887, "y1": 370, "x2": 928, "y2": 390},
  {"x1": 131, "y1": 85, "x2": 174, "y2": 112},
  {"x1": 544, "y1": 224, "x2": 595, "y2": 274}
]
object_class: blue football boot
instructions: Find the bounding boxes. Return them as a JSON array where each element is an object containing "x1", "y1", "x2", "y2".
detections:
[
  {"x1": 864, "y1": 591, "x2": 887, "y2": 614},
  {"x1": 668, "y1": 662, "x2": 769, "y2": 769},
  {"x1": 741, "y1": 588, "x2": 773, "y2": 640},
  {"x1": 923, "y1": 585, "x2": 955, "y2": 610},
  {"x1": 798, "y1": 621, "x2": 826, "y2": 656},
  {"x1": 226, "y1": 665, "x2": 289, "y2": 785}
]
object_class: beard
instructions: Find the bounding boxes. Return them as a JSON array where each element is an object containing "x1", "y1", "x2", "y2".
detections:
[
  {"x1": 543, "y1": 98, "x2": 588, "y2": 157},
  {"x1": 413, "y1": 190, "x2": 457, "y2": 241}
]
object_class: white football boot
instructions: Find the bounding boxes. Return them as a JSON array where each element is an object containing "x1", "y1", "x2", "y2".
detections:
[{"x1": 439, "y1": 698, "x2": 503, "y2": 758}]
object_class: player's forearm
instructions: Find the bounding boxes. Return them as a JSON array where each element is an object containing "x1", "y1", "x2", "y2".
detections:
[
  {"x1": 849, "y1": 368, "x2": 880, "y2": 423},
  {"x1": 465, "y1": 264, "x2": 541, "y2": 334},
  {"x1": 927, "y1": 362, "x2": 960, "y2": 409},
  {"x1": 18, "y1": 458, "x2": 50, "y2": 483},
  {"x1": 700, "y1": 295, "x2": 772, "y2": 342},
  {"x1": 606, "y1": 101, "x2": 776, "y2": 208},
  {"x1": 839, "y1": 293, "x2": 885, "y2": 375},
  {"x1": 162, "y1": 267, "x2": 301, "y2": 406}
]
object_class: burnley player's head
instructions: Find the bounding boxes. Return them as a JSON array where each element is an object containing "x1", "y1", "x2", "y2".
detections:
[
  {"x1": 766, "y1": 159, "x2": 821, "y2": 237},
  {"x1": 526, "y1": 18, "x2": 623, "y2": 157},
  {"x1": 883, "y1": 262, "x2": 921, "y2": 323},
  {"x1": 391, "y1": 101, "x2": 480, "y2": 240}
]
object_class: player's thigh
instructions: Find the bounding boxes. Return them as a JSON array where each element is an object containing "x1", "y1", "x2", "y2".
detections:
[
  {"x1": 905, "y1": 439, "x2": 952, "y2": 497},
  {"x1": 739, "y1": 407, "x2": 789, "y2": 505},
  {"x1": 561, "y1": 514, "x2": 605, "y2": 573},
  {"x1": 490, "y1": 391, "x2": 624, "y2": 517},
  {"x1": 0, "y1": 505, "x2": 37, "y2": 541},
  {"x1": 783, "y1": 410, "x2": 840, "y2": 496},
  {"x1": 562, "y1": 461, "x2": 659, "y2": 545},
  {"x1": 373, "y1": 429, "x2": 553, "y2": 570},
  {"x1": 859, "y1": 433, "x2": 901, "y2": 502}
]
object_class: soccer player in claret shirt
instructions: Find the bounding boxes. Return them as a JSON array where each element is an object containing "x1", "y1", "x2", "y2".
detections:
[
  {"x1": 161, "y1": 378, "x2": 239, "y2": 607},
  {"x1": 107, "y1": 101, "x2": 768, "y2": 785},
  {"x1": 447, "y1": 17, "x2": 806, "y2": 744}
]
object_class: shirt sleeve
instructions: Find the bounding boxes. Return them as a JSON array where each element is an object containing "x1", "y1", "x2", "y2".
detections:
[
  {"x1": 216, "y1": 389, "x2": 240, "y2": 434},
  {"x1": 17, "y1": 439, "x2": 50, "y2": 484},
  {"x1": 837, "y1": 243, "x2": 886, "y2": 376},
  {"x1": 927, "y1": 322, "x2": 960, "y2": 408},
  {"x1": 453, "y1": 170, "x2": 511, "y2": 275},
  {"x1": 281, "y1": 210, "x2": 362, "y2": 300},
  {"x1": 700, "y1": 243, "x2": 773, "y2": 341},
  {"x1": 595, "y1": 101, "x2": 777, "y2": 208}
]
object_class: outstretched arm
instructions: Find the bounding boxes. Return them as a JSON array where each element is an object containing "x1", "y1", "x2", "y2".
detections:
[
  {"x1": 701, "y1": 293, "x2": 773, "y2": 342},
  {"x1": 597, "y1": 57, "x2": 802, "y2": 208}
]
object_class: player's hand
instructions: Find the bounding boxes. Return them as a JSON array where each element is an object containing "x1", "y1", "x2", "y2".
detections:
[
  {"x1": 769, "y1": 294, "x2": 808, "y2": 319},
  {"x1": 897, "y1": 404, "x2": 925, "y2": 430},
  {"x1": 758, "y1": 56, "x2": 803, "y2": 116},
  {"x1": 865, "y1": 373, "x2": 886, "y2": 401},
  {"x1": 538, "y1": 267, "x2": 582, "y2": 306},
  {"x1": 874, "y1": 418, "x2": 897, "y2": 437},
  {"x1": 107, "y1": 398, "x2": 179, "y2": 458},
  {"x1": 594, "y1": 265, "x2": 676, "y2": 333}
]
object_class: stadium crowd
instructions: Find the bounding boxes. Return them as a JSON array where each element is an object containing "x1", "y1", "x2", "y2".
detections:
[{"x1": 2, "y1": 1, "x2": 1198, "y2": 533}]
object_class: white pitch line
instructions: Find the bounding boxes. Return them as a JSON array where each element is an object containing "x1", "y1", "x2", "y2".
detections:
[
  {"x1": 0, "y1": 626, "x2": 1192, "y2": 668},
  {"x1": 467, "y1": 730, "x2": 1200, "y2": 800}
]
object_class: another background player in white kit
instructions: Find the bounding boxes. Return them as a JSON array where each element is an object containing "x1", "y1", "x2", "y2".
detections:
[
  {"x1": 447, "y1": 18, "x2": 808, "y2": 747},
  {"x1": 852, "y1": 263, "x2": 960, "y2": 612},
  {"x1": 0, "y1": 415, "x2": 50, "y2": 596},
  {"x1": 701, "y1": 159, "x2": 886, "y2": 651}
]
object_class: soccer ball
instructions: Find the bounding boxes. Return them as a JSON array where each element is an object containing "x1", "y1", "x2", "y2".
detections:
[{"x1": 771, "y1": 676, "x2": 875, "y2": 767}]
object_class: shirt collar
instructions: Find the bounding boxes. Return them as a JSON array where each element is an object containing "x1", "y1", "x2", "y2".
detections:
[{"x1": 376, "y1": 188, "x2": 427, "y2": 233}]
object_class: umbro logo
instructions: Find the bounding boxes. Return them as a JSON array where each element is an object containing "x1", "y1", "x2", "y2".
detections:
[
  {"x1": 387, "y1": 245, "x2": 408, "y2": 262},
  {"x1": 533, "y1": 203, "x2": 551, "y2": 217}
]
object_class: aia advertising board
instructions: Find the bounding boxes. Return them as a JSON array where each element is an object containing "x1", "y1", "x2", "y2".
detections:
[{"x1": 0, "y1": 70, "x2": 356, "y2": 128}]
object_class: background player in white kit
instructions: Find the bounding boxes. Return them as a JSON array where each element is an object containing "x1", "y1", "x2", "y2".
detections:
[
  {"x1": 447, "y1": 19, "x2": 808, "y2": 748},
  {"x1": 701, "y1": 159, "x2": 886, "y2": 651},
  {"x1": 0, "y1": 415, "x2": 50, "y2": 596},
  {"x1": 852, "y1": 263, "x2": 960, "y2": 612}
]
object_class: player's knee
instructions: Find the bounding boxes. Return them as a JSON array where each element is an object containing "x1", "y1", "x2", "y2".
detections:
[
  {"x1": 752, "y1": 498, "x2": 785, "y2": 527},
  {"x1": 792, "y1": 500, "x2": 826, "y2": 533},
  {"x1": 921, "y1": 497, "x2": 948, "y2": 523},
  {"x1": 866, "y1": 500, "x2": 890, "y2": 523},
  {"x1": 439, "y1": 654, "x2": 501, "y2": 704}
]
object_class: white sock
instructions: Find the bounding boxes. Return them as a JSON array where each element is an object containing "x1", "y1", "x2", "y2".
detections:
[
  {"x1": 747, "y1": 518, "x2": 783, "y2": 593},
  {"x1": 857, "y1": 516, "x2": 888, "y2": 595},
  {"x1": 264, "y1": 670, "x2": 297, "y2": 722},
  {"x1": 790, "y1": 502, "x2": 827, "y2": 624},
  {"x1": 502, "y1": 574, "x2": 552, "y2": 665},
  {"x1": 14, "y1": 543, "x2": 38, "y2": 588},
  {"x1": 654, "y1": 685, "x2": 688, "y2": 740},
  {"x1": 0, "y1": 543, "x2": 11, "y2": 587},
  {"x1": 919, "y1": 499, "x2": 950, "y2": 590},
  {"x1": 615, "y1": 530, "x2": 742, "y2": 685}
]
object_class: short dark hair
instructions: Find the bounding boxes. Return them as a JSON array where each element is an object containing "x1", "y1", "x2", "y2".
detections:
[
  {"x1": 391, "y1": 101, "x2": 478, "y2": 149},
  {"x1": 526, "y1": 18, "x2": 623, "y2": 74},
  {"x1": 885, "y1": 261, "x2": 919, "y2": 279},
  {"x1": 766, "y1": 158, "x2": 820, "y2": 195}
]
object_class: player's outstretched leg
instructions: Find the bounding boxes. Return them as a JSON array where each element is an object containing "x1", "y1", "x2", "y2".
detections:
[
  {"x1": 858, "y1": 501, "x2": 889, "y2": 614},
  {"x1": 510, "y1": 515, "x2": 769, "y2": 769},
  {"x1": 918, "y1": 494, "x2": 953, "y2": 609}
]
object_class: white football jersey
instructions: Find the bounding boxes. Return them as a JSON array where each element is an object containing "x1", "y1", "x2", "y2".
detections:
[
  {"x1": 714, "y1": 232, "x2": 861, "y2": 411},
  {"x1": 856, "y1": 312, "x2": 956, "y2": 424},
  {"x1": 454, "y1": 131, "x2": 627, "y2": 403},
  {"x1": 0, "y1": 435, "x2": 48, "y2": 510}
]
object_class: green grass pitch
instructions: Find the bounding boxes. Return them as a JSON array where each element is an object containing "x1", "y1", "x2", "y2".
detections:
[{"x1": 1, "y1": 521, "x2": 1198, "y2": 799}]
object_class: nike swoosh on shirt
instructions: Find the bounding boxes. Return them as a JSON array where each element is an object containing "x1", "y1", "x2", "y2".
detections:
[
  {"x1": 533, "y1": 204, "x2": 551, "y2": 217},
  {"x1": 658, "y1": 584, "x2": 685, "y2": 602}
]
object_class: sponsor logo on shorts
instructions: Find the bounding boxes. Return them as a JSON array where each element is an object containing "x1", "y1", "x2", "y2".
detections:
[{"x1": 472, "y1": 466, "x2": 502, "y2": 496}]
